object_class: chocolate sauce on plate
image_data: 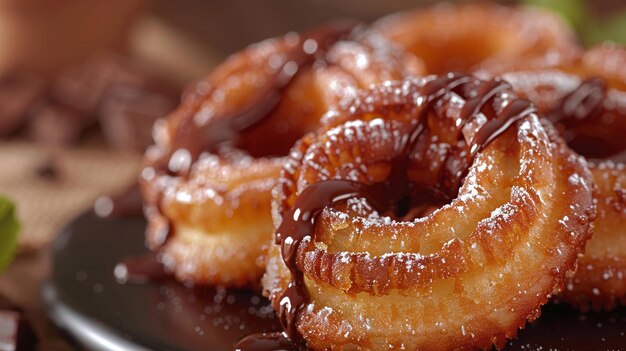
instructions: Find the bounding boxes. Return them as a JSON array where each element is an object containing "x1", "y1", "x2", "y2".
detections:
[
  {"x1": 94, "y1": 184, "x2": 145, "y2": 218},
  {"x1": 234, "y1": 332, "x2": 303, "y2": 351},
  {"x1": 114, "y1": 254, "x2": 170, "y2": 284}
]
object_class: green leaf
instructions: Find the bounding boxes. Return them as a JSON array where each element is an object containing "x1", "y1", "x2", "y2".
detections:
[
  {"x1": 601, "y1": 12, "x2": 626, "y2": 44},
  {"x1": 524, "y1": 0, "x2": 626, "y2": 46},
  {"x1": 0, "y1": 196, "x2": 19, "y2": 272},
  {"x1": 524, "y1": 0, "x2": 588, "y2": 30}
]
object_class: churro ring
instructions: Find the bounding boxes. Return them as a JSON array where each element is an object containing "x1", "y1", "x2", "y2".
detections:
[
  {"x1": 139, "y1": 23, "x2": 424, "y2": 287},
  {"x1": 260, "y1": 73, "x2": 595, "y2": 350},
  {"x1": 371, "y1": 3, "x2": 580, "y2": 75},
  {"x1": 495, "y1": 43, "x2": 626, "y2": 310}
]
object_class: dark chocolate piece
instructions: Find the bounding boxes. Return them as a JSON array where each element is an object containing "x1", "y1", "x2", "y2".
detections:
[
  {"x1": 0, "y1": 54, "x2": 177, "y2": 147},
  {"x1": 99, "y1": 84, "x2": 177, "y2": 152},
  {"x1": 0, "y1": 72, "x2": 44, "y2": 137},
  {"x1": 34, "y1": 157, "x2": 59, "y2": 181},
  {"x1": 52, "y1": 57, "x2": 146, "y2": 115},
  {"x1": 0, "y1": 295, "x2": 37, "y2": 351},
  {"x1": 28, "y1": 102, "x2": 88, "y2": 145}
]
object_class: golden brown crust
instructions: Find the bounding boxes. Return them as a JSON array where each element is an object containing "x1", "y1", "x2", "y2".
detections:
[
  {"x1": 263, "y1": 76, "x2": 595, "y2": 350},
  {"x1": 371, "y1": 3, "x2": 580, "y2": 75},
  {"x1": 490, "y1": 44, "x2": 626, "y2": 310},
  {"x1": 142, "y1": 154, "x2": 282, "y2": 286},
  {"x1": 581, "y1": 43, "x2": 626, "y2": 91},
  {"x1": 558, "y1": 162, "x2": 626, "y2": 310},
  {"x1": 140, "y1": 27, "x2": 424, "y2": 286}
]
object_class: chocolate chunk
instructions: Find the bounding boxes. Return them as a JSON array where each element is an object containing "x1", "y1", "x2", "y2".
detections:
[
  {"x1": 2, "y1": 55, "x2": 179, "y2": 148},
  {"x1": 28, "y1": 102, "x2": 91, "y2": 146},
  {"x1": 0, "y1": 295, "x2": 37, "y2": 351},
  {"x1": 46, "y1": 56, "x2": 178, "y2": 149},
  {"x1": 51, "y1": 56, "x2": 146, "y2": 115},
  {"x1": 99, "y1": 84, "x2": 177, "y2": 152},
  {"x1": 34, "y1": 157, "x2": 59, "y2": 181},
  {"x1": 28, "y1": 57, "x2": 134, "y2": 145}
]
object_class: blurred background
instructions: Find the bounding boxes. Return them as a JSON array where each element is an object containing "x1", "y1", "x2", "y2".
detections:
[
  {"x1": 2, "y1": 0, "x2": 624, "y2": 251},
  {"x1": 0, "y1": 0, "x2": 623, "y2": 349}
]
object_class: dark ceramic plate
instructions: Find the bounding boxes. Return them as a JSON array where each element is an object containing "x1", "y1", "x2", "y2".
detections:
[
  {"x1": 43, "y1": 211, "x2": 280, "y2": 351},
  {"x1": 44, "y1": 211, "x2": 626, "y2": 351}
]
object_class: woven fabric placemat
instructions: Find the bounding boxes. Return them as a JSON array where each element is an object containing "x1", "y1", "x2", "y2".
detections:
[{"x1": 0, "y1": 141, "x2": 141, "y2": 252}]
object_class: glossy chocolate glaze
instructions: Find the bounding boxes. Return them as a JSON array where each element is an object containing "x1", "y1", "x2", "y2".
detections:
[
  {"x1": 547, "y1": 77, "x2": 626, "y2": 163},
  {"x1": 548, "y1": 78, "x2": 607, "y2": 126},
  {"x1": 236, "y1": 74, "x2": 537, "y2": 349},
  {"x1": 275, "y1": 180, "x2": 371, "y2": 341},
  {"x1": 159, "y1": 21, "x2": 358, "y2": 176},
  {"x1": 146, "y1": 22, "x2": 357, "y2": 252},
  {"x1": 108, "y1": 26, "x2": 363, "y2": 347}
]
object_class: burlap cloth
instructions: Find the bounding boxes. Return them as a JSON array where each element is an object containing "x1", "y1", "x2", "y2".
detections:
[
  {"x1": 0, "y1": 141, "x2": 141, "y2": 350},
  {"x1": 0, "y1": 141, "x2": 141, "y2": 252}
]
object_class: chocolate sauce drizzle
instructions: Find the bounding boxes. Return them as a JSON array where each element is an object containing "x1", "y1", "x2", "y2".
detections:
[
  {"x1": 548, "y1": 77, "x2": 607, "y2": 126},
  {"x1": 160, "y1": 21, "x2": 358, "y2": 177},
  {"x1": 146, "y1": 22, "x2": 357, "y2": 252},
  {"x1": 234, "y1": 73, "x2": 537, "y2": 350},
  {"x1": 546, "y1": 77, "x2": 626, "y2": 163}
]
